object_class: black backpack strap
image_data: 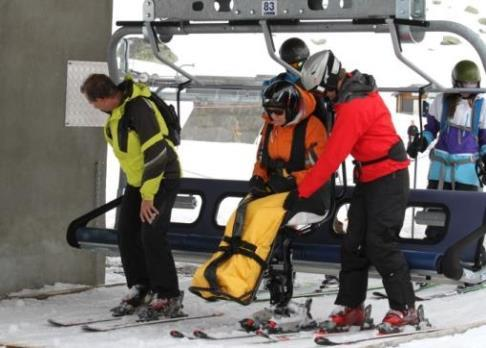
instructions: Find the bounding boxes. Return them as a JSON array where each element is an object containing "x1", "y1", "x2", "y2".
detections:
[
  {"x1": 260, "y1": 124, "x2": 274, "y2": 169},
  {"x1": 260, "y1": 119, "x2": 309, "y2": 174},
  {"x1": 286, "y1": 118, "x2": 309, "y2": 172}
]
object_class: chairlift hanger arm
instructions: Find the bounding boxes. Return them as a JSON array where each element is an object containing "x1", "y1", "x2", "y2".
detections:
[
  {"x1": 259, "y1": 20, "x2": 301, "y2": 79},
  {"x1": 428, "y1": 20, "x2": 486, "y2": 78},
  {"x1": 386, "y1": 18, "x2": 443, "y2": 89},
  {"x1": 143, "y1": 22, "x2": 201, "y2": 86}
]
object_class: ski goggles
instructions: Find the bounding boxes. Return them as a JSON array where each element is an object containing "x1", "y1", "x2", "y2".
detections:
[
  {"x1": 265, "y1": 108, "x2": 285, "y2": 116},
  {"x1": 290, "y1": 60, "x2": 304, "y2": 71}
]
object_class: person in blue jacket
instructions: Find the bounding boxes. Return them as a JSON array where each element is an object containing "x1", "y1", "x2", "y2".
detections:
[
  {"x1": 408, "y1": 60, "x2": 486, "y2": 190},
  {"x1": 407, "y1": 60, "x2": 486, "y2": 240}
]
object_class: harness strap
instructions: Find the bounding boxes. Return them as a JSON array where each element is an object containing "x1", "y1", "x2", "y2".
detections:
[
  {"x1": 440, "y1": 97, "x2": 483, "y2": 138},
  {"x1": 203, "y1": 196, "x2": 268, "y2": 292},
  {"x1": 352, "y1": 140, "x2": 407, "y2": 182},
  {"x1": 260, "y1": 119, "x2": 309, "y2": 174},
  {"x1": 429, "y1": 150, "x2": 478, "y2": 190}
]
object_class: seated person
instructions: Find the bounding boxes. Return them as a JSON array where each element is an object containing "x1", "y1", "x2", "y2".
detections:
[
  {"x1": 250, "y1": 80, "x2": 328, "y2": 206},
  {"x1": 190, "y1": 80, "x2": 329, "y2": 306}
]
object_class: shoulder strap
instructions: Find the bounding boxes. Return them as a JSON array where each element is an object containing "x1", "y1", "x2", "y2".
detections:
[
  {"x1": 260, "y1": 124, "x2": 274, "y2": 169},
  {"x1": 287, "y1": 118, "x2": 309, "y2": 172},
  {"x1": 472, "y1": 98, "x2": 484, "y2": 137},
  {"x1": 440, "y1": 96, "x2": 449, "y2": 134},
  {"x1": 260, "y1": 119, "x2": 310, "y2": 173}
]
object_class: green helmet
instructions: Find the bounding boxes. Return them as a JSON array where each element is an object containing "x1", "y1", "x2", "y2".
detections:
[{"x1": 451, "y1": 60, "x2": 481, "y2": 86}]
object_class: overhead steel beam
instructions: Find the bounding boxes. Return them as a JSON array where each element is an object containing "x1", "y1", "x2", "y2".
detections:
[{"x1": 146, "y1": 0, "x2": 425, "y2": 22}]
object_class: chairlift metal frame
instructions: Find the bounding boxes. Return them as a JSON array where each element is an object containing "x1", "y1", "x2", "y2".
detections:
[{"x1": 68, "y1": 0, "x2": 486, "y2": 286}]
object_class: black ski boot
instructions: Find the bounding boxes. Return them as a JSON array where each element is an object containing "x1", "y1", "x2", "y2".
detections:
[
  {"x1": 137, "y1": 291, "x2": 185, "y2": 322},
  {"x1": 111, "y1": 284, "x2": 150, "y2": 317},
  {"x1": 264, "y1": 298, "x2": 317, "y2": 334},
  {"x1": 320, "y1": 274, "x2": 339, "y2": 289}
]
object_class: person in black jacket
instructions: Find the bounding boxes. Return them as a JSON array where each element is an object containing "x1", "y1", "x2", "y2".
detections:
[{"x1": 81, "y1": 74, "x2": 183, "y2": 321}]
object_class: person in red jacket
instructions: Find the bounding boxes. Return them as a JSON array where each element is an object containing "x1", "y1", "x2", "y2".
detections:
[{"x1": 284, "y1": 50, "x2": 416, "y2": 330}]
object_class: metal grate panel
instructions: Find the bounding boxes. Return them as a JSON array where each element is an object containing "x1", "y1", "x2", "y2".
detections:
[{"x1": 65, "y1": 60, "x2": 109, "y2": 127}]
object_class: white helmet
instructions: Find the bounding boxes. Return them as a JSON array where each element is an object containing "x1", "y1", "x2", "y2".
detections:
[{"x1": 301, "y1": 50, "x2": 342, "y2": 92}]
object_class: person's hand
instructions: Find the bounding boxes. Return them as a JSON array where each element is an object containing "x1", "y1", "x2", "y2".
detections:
[
  {"x1": 267, "y1": 174, "x2": 296, "y2": 193},
  {"x1": 284, "y1": 189, "x2": 327, "y2": 215},
  {"x1": 140, "y1": 199, "x2": 159, "y2": 224},
  {"x1": 248, "y1": 175, "x2": 269, "y2": 197},
  {"x1": 478, "y1": 155, "x2": 486, "y2": 186},
  {"x1": 406, "y1": 134, "x2": 428, "y2": 159}
]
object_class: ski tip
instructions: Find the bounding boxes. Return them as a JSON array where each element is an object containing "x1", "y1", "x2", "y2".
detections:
[
  {"x1": 47, "y1": 319, "x2": 62, "y2": 327},
  {"x1": 193, "y1": 329, "x2": 210, "y2": 339},
  {"x1": 81, "y1": 324, "x2": 99, "y2": 332},
  {"x1": 314, "y1": 336, "x2": 334, "y2": 346},
  {"x1": 170, "y1": 330, "x2": 185, "y2": 338}
]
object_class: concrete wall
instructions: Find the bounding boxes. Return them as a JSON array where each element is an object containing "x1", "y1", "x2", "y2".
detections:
[{"x1": 0, "y1": 0, "x2": 112, "y2": 295}]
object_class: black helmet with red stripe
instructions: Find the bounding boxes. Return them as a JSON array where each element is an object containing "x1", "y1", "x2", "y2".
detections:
[{"x1": 262, "y1": 80, "x2": 300, "y2": 124}]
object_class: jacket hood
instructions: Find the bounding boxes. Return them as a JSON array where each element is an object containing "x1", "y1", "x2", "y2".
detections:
[{"x1": 337, "y1": 70, "x2": 377, "y2": 104}]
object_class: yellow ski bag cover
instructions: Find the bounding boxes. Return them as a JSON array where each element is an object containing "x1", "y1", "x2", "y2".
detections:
[{"x1": 189, "y1": 192, "x2": 288, "y2": 304}]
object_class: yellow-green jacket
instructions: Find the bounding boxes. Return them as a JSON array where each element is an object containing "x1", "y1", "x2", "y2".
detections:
[{"x1": 104, "y1": 79, "x2": 181, "y2": 200}]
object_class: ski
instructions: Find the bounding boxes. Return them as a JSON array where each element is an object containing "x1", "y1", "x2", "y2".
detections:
[
  {"x1": 314, "y1": 316, "x2": 486, "y2": 346},
  {"x1": 255, "y1": 284, "x2": 383, "y2": 302},
  {"x1": 171, "y1": 328, "x2": 317, "y2": 343},
  {"x1": 82, "y1": 312, "x2": 224, "y2": 332},
  {"x1": 48, "y1": 313, "x2": 122, "y2": 327},
  {"x1": 372, "y1": 282, "x2": 486, "y2": 301},
  {"x1": 371, "y1": 281, "x2": 437, "y2": 301},
  {"x1": 314, "y1": 326, "x2": 442, "y2": 346},
  {"x1": 171, "y1": 328, "x2": 262, "y2": 341}
]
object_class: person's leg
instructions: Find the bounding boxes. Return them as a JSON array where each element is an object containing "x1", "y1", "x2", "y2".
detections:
[
  {"x1": 141, "y1": 179, "x2": 180, "y2": 298},
  {"x1": 335, "y1": 184, "x2": 369, "y2": 308},
  {"x1": 112, "y1": 186, "x2": 150, "y2": 316},
  {"x1": 364, "y1": 169, "x2": 415, "y2": 311},
  {"x1": 117, "y1": 185, "x2": 149, "y2": 288}
]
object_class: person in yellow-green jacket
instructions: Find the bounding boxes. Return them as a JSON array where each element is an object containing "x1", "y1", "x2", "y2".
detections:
[{"x1": 81, "y1": 74, "x2": 183, "y2": 321}]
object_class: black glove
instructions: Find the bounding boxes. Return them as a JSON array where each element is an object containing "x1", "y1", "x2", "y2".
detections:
[
  {"x1": 406, "y1": 134, "x2": 428, "y2": 159},
  {"x1": 267, "y1": 174, "x2": 297, "y2": 193},
  {"x1": 477, "y1": 155, "x2": 486, "y2": 186},
  {"x1": 283, "y1": 189, "x2": 328, "y2": 215},
  {"x1": 248, "y1": 175, "x2": 268, "y2": 197}
]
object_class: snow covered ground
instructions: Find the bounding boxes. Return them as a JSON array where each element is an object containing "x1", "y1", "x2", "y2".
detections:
[{"x1": 2, "y1": 263, "x2": 486, "y2": 347}]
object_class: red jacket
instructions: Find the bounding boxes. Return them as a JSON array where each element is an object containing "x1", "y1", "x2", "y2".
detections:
[{"x1": 298, "y1": 90, "x2": 409, "y2": 198}]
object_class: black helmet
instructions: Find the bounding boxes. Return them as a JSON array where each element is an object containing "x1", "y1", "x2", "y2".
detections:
[
  {"x1": 262, "y1": 80, "x2": 300, "y2": 124},
  {"x1": 279, "y1": 38, "x2": 310, "y2": 69}
]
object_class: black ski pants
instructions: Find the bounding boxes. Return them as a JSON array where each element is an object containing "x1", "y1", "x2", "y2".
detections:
[
  {"x1": 117, "y1": 179, "x2": 180, "y2": 298},
  {"x1": 335, "y1": 169, "x2": 415, "y2": 311}
]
